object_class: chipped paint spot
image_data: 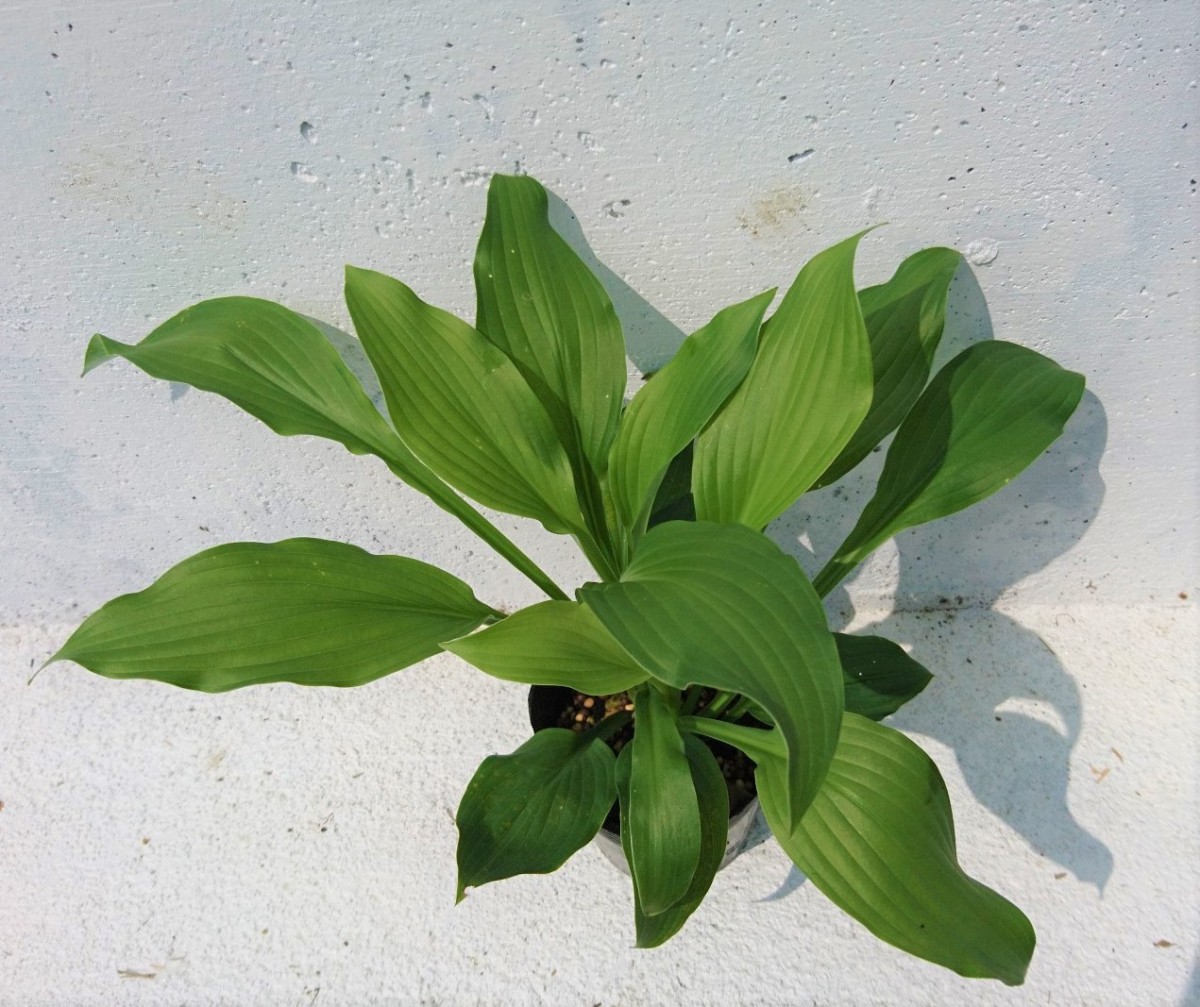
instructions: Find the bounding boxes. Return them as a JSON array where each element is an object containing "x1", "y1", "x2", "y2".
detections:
[{"x1": 737, "y1": 186, "x2": 809, "y2": 238}]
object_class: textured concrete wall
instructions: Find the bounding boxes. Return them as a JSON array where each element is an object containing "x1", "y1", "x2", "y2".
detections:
[{"x1": 2, "y1": 2, "x2": 1196, "y2": 1005}]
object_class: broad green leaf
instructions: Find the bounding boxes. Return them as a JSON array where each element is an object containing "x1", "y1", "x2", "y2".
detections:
[
  {"x1": 474, "y1": 174, "x2": 627, "y2": 475},
  {"x1": 815, "y1": 341, "x2": 1085, "y2": 594},
  {"x1": 344, "y1": 266, "x2": 584, "y2": 535},
  {"x1": 758, "y1": 714, "x2": 1035, "y2": 985},
  {"x1": 614, "y1": 689, "x2": 701, "y2": 916},
  {"x1": 608, "y1": 289, "x2": 775, "y2": 534},
  {"x1": 630, "y1": 735, "x2": 729, "y2": 947},
  {"x1": 50, "y1": 538, "x2": 495, "y2": 692},
  {"x1": 581, "y1": 522, "x2": 843, "y2": 830},
  {"x1": 693, "y1": 232, "x2": 873, "y2": 529},
  {"x1": 85, "y1": 296, "x2": 415, "y2": 468},
  {"x1": 444, "y1": 600, "x2": 647, "y2": 694},
  {"x1": 836, "y1": 632, "x2": 933, "y2": 721},
  {"x1": 815, "y1": 247, "x2": 964, "y2": 488},
  {"x1": 455, "y1": 728, "x2": 615, "y2": 900},
  {"x1": 84, "y1": 296, "x2": 568, "y2": 602}
]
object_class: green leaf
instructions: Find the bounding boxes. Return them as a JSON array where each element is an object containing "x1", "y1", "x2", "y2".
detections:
[
  {"x1": 693, "y1": 232, "x2": 874, "y2": 529},
  {"x1": 444, "y1": 600, "x2": 647, "y2": 694},
  {"x1": 680, "y1": 715, "x2": 784, "y2": 764},
  {"x1": 615, "y1": 688, "x2": 702, "y2": 915},
  {"x1": 608, "y1": 289, "x2": 774, "y2": 534},
  {"x1": 815, "y1": 341, "x2": 1086, "y2": 594},
  {"x1": 344, "y1": 265, "x2": 584, "y2": 535},
  {"x1": 473, "y1": 174, "x2": 627, "y2": 475},
  {"x1": 631, "y1": 735, "x2": 729, "y2": 947},
  {"x1": 85, "y1": 296, "x2": 414, "y2": 467},
  {"x1": 84, "y1": 296, "x2": 568, "y2": 603},
  {"x1": 815, "y1": 247, "x2": 964, "y2": 488},
  {"x1": 50, "y1": 538, "x2": 495, "y2": 692},
  {"x1": 757, "y1": 714, "x2": 1035, "y2": 985},
  {"x1": 455, "y1": 728, "x2": 616, "y2": 900},
  {"x1": 836, "y1": 633, "x2": 933, "y2": 721},
  {"x1": 581, "y1": 522, "x2": 843, "y2": 831}
]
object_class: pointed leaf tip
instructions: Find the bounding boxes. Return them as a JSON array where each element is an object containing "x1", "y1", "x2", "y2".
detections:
[
  {"x1": 817, "y1": 339, "x2": 1086, "y2": 593},
  {"x1": 693, "y1": 230, "x2": 875, "y2": 528},
  {"x1": 82, "y1": 334, "x2": 121, "y2": 375},
  {"x1": 814, "y1": 245, "x2": 964, "y2": 489},
  {"x1": 474, "y1": 171, "x2": 627, "y2": 477}
]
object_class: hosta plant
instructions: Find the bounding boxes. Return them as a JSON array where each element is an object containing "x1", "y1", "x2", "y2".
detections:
[{"x1": 50, "y1": 174, "x2": 1084, "y2": 984}]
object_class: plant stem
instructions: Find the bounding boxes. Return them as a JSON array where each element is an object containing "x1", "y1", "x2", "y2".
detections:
[
  {"x1": 577, "y1": 529, "x2": 621, "y2": 582},
  {"x1": 724, "y1": 696, "x2": 754, "y2": 721},
  {"x1": 697, "y1": 690, "x2": 739, "y2": 719},
  {"x1": 386, "y1": 460, "x2": 569, "y2": 601},
  {"x1": 679, "y1": 715, "x2": 783, "y2": 762},
  {"x1": 569, "y1": 430, "x2": 623, "y2": 580},
  {"x1": 647, "y1": 679, "x2": 682, "y2": 714},
  {"x1": 582, "y1": 709, "x2": 632, "y2": 744},
  {"x1": 812, "y1": 555, "x2": 855, "y2": 598}
]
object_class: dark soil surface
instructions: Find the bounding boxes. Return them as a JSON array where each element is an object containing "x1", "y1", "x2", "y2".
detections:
[{"x1": 556, "y1": 688, "x2": 758, "y2": 834}]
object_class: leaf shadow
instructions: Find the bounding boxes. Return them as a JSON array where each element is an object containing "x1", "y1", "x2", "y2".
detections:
[
  {"x1": 759, "y1": 864, "x2": 808, "y2": 903},
  {"x1": 303, "y1": 316, "x2": 388, "y2": 414},
  {"x1": 876, "y1": 389, "x2": 1112, "y2": 892},
  {"x1": 1183, "y1": 951, "x2": 1200, "y2": 1006},
  {"x1": 769, "y1": 259, "x2": 1112, "y2": 893},
  {"x1": 544, "y1": 190, "x2": 687, "y2": 375}
]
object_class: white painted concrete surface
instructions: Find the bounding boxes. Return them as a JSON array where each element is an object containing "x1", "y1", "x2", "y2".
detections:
[{"x1": 2, "y1": 2, "x2": 1196, "y2": 1004}]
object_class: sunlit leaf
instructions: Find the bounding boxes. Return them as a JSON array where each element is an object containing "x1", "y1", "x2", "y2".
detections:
[
  {"x1": 758, "y1": 714, "x2": 1036, "y2": 984},
  {"x1": 444, "y1": 600, "x2": 647, "y2": 694},
  {"x1": 631, "y1": 735, "x2": 729, "y2": 947},
  {"x1": 84, "y1": 296, "x2": 567, "y2": 601},
  {"x1": 344, "y1": 266, "x2": 584, "y2": 535},
  {"x1": 474, "y1": 173, "x2": 627, "y2": 475},
  {"x1": 815, "y1": 247, "x2": 963, "y2": 487},
  {"x1": 614, "y1": 691, "x2": 700, "y2": 916},
  {"x1": 616, "y1": 687, "x2": 701, "y2": 915},
  {"x1": 609, "y1": 289, "x2": 774, "y2": 535},
  {"x1": 693, "y1": 232, "x2": 873, "y2": 528},
  {"x1": 51, "y1": 539, "x2": 494, "y2": 692},
  {"x1": 86, "y1": 296, "x2": 414, "y2": 468},
  {"x1": 815, "y1": 341, "x2": 1085, "y2": 594}
]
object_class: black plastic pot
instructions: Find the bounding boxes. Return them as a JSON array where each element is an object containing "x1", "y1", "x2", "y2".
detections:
[{"x1": 527, "y1": 685, "x2": 761, "y2": 875}]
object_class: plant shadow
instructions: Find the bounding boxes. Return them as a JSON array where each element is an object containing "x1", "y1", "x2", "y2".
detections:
[
  {"x1": 772, "y1": 262, "x2": 1112, "y2": 893},
  {"x1": 866, "y1": 388, "x2": 1112, "y2": 891},
  {"x1": 545, "y1": 191, "x2": 687, "y2": 373},
  {"x1": 306, "y1": 317, "x2": 388, "y2": 411}
]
